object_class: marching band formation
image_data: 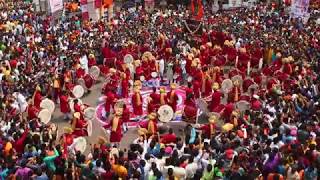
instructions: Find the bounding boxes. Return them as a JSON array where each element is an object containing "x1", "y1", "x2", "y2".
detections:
[{"x1": 0, "y1": 0, "x2": 320, "y2": 179}]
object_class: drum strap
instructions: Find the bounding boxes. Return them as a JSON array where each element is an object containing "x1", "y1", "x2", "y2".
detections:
[
  {"x1": 235, "y1": 87, "x2": 239, "y2": 102},
  {"x1": 147, "y1": 120, "x2": 155, "y2": 134},
  {"x1": 169, "y1": 91, "x2": 175, "y2": 104},
  {"x1": 112, "y1": 116, "x2": 119, "y2": 132},
  {"x1": 210, "y1": 123, "x2": 215, "y2": 135}
]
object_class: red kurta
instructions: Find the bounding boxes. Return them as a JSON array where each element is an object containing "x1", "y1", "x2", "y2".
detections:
[
  {"x1": 210, "y1": 90, "x2": 222, "y2": 112},
  {"x1": 132, "y1": 92, "x2": 143, "y2": 115},
  {"x1": 72, "y1": 118, "x2": 88, "y2": 137},
  {"x1": 27, "y1": 105, "x2": 39, "y2": 120},
  {"x1": 33, "y1": 91, "x2": 42, "y2": 109},
  {"x1": 167, "y1": 90, "x2": 179, "y2": 112},
  {"x1": 104, "y1": 116, "x2": 123, "y2": 143},
  {"x1": 59, "y1": 95, "x2": 70, "y2": 113}
]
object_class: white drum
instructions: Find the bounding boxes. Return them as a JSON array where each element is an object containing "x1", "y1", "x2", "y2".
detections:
[
  {"x1": 73, "y1": 137, "x2": 87, "y2": 153},
  {"x1": 84, "y1": 107, "x2": 95, "y2": 120},
  {"x1": 89, "y1": 66, "x2": 100, "y2": 80},
  {"x1": 40, "y1": 98, "x2": 55, "y2": 114},
  {"x1": 72, "y1": 85, "x2": 85, "y2": 99},
  {"x1": 38, "y1": 109, "x2": 51, "y2": 124}
]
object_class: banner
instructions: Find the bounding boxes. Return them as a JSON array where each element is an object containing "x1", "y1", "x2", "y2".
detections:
[
  {"x1": 290, "y1": 0, "x2": 310, "y2": 18},
  {"x1": 49, "y1": 0, "x2": 63, "y2": 13}
]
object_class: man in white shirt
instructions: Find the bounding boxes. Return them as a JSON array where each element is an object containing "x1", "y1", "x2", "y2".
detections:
[{"x1": 185, "y1": 155, "x2": 198, "y2": 179}]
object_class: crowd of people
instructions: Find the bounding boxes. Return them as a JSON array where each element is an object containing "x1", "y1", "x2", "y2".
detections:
[{"x1": 0, "y1": 0, "x2": 320, "y2": 179}]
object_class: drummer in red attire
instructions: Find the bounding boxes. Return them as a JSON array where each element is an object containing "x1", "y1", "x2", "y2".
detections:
[
  {"x1": 228, "y1": 80, "x2": 241, "y2": 103},
  {"x1": 132, "y1": 81, "x2": 143, "y2": 116},
  {"x1": 167, "y1": 83, "x2": 179, "y2": 112},
  {"x1": 183, "y1": 93, "x2": 197, "y2": 123},
  {"x1": 88, "y1": 53, "x2": 96, "y2": 68},
  {"x1": 209, "y1": 83, "x2": 222, "y2": 112},
  {"x1": 71, "y1": 112, "x2": 88, "y2": 137},
  {"x1": 104, "y1": 91, "x2": 117, "y2": 118},
  {"x1": 60, "y1": 127, "x2": 74, "y2": 158},
  {"x1": 138, "y1": 112, "x2": 158, "y2": 136},
  {"x1": 148, "y1": 87, "x2": 160, "y2": 113},
  {"x1": 120, "y1": 72, "x2": 129, "y2": 98},
  {"x1": 198, "y1": 115, "x2": 217, "y2": 139},
  {"x1": 27, "y1": 99, "x2": 40, "y2": 120},
  {"x1": 103, "y1": 101, "x2": 125, "y2": 147},
  {"x1": 32, "y1": 85, "x2": 42, "y2": 109},
  {"x1": 59, "y1": 91, "x2": 71, "y2": 120}
]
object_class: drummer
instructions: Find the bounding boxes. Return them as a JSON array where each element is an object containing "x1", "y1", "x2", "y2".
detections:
[
  {"x1": 71, "y1": 112, "x2": 88, "y2": 137},
  {"x1": 59, "y1": 91, "x2": 71, "y2": 121}
]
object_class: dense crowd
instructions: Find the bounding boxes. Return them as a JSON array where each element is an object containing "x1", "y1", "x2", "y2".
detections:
[{"x1": 0, "y1": 0, "x2": 320, "y2": 179}]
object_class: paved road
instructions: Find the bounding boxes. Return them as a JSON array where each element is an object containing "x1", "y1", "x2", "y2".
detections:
[{"x1": 52, "y1": 79, "x2": 189, "y2": 153}]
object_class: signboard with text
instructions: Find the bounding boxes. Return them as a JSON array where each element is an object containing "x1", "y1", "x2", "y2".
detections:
[{"x1": 49, "y1": 0, "x2": 63, "y2": 13}]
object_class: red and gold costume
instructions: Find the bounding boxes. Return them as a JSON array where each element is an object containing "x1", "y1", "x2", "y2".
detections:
[
  {"x1": 33, "y1": 86, "x2": 42, "y2": 109},
  {"x1": 148, "y1": 90, "x2": 160, "y2": 113},
  {"x1": 132, "y1": 85, "x2": 143, "y2": 116},
  {"x1": 199, "y1": 116, "x2": 216, "y2": 138},
  {"x1": 104, "y1": 102, "x2": 124, "y2": 143},
  {"x1": 167, "y1": 84, "x2": 179, "y2": 112},
  {"x1": 210, "y1": 83, "x2": 222, "y2": 112},
  {"x1": 138, "y1": 113, "x2": 158, "y2": 136},
  {"x1": 71, "y1": 112, "x2": 88, "y2": 137},
  {"x1": 59, "y1": 94, "x2": 70, "y2": 114},
  {"x1": 228, "y1": 81, "x2": 241, "y2": 103}
]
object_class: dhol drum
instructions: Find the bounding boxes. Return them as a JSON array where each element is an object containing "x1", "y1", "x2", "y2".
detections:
[
  {"x1": 236, "y1": 100, "x2": 251, "y2": 112},
  {"x1": 72, "y1": 85, "x2": 85, "y2": 99},
  {"x1": 221, "y1": 79, "x2": 233, "y2": 94},
  {"x1": 158, "y1": 105, "x2": 174, "y2": 123},
  {"x1": 84, "y1": 107, "x2": 95, "y2": 120},
  {"x1": 84, "y1": 74, "x2": 94, "y2": 89},
  {"x1": 89, "y1": 66, "x2": 100, "y2": 80},
  {"x1": 196, "y1": 98, "x2": 209, "y2": 115},
  {"x1": 40, "y1": 98, "x2": 55, "y2": 114},
  {"x1": 73, "y1": 137, "x2": 87, "y2": 153},
  {"x1": 38, "y1": 109, "x2": 52, "y2": 124}
]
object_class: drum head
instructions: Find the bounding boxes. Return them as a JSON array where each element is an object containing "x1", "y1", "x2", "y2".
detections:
[
  {"x1": 158, "y1": 105, "x2": 174, "y2": 123},
  {"x1": 232, "y1": 75, "x2": 243, "y2": 84},
  {"x1": 74, "y1": 137, "x2": 87, "y2": 153},
  {"x1": 124, "y1": 54, "x2": 134, "y2": 64},
  {"x1": 221, "y1": 79, "x2": 233, "y2": 93},
  {"x1": 89, "y1": 66, "x2": 100, "y2": 80},
  {"x1": 196, "y1": 99, "x2": 209, "y2": 115},
  {"x1": 38, "y1": 109, "x2": 51, "y2": 124},
  {"x1": 72, "y1": 85, "x2": 84, "y2": 98},
  {"x1": 236, "y1": 100, "x2": 250, "y2": 112},
  {"x1": 77, "y1": 78, "x2": 86, "y2": 89},
  {"x1": 40, "y1": 98, "x2": 55, "y2": 114},
  {"x1": 84, "y1": 107, "x2": 95, "y2": 120},
  {"x1": 87, "y1": 120, "x2": 93, "y2": 136}
]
